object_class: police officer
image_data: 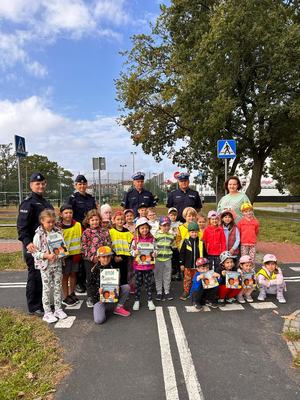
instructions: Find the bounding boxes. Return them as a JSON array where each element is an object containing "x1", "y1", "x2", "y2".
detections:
[
  {"x1": 122, "y1": 171, "x2": 156, "y2": 217},
  {"x1": 66, "y1": 174, "x2": 97, "y2": 293},
  {"x1": 17, "y1": 172, "x2": 53, "y2": 316},
  {"x1": 166, "y1": 172, "x2": 202, "y2": 222}
]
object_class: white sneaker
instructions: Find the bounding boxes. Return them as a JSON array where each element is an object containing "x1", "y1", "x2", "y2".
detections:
[
  {"x1": 43, "y1": 312, "x2": 58, "y2": 324},
  {"x1": 148, "y1": 300, "x2": 156, "y2": 311},
  {"x1": 277, "y1": 296, "x2": 286, "y2": 304},
  {"x1": 257, "y1": 293, "x2": 265, "y2": 301},
  {"x1": 54, "y1": 309, "x2": 68, "y2": 320},
  {"x1": 86, "y1": 298, "x2": 94, "y2": 308},
  {"x1": 237, "y1": 295, "x2": 245, "y2": 304},
  {"x1": 245, "y1": 295, "x2": 253, "y2": 303},
  {"x1": 133, "y1": 301, "x2": 140, "y2": 311}
]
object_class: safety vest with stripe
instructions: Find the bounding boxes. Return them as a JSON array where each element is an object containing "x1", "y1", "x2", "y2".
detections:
[
  {"x1": 62, "y1": 221, "x2": 82, "y2": 255},
  {"x1": 256, "y1": 267, "x2": 276, "y2": 281},
  {"x1": 177, "y1": 223, "x2": 203, "y2": 250},
  {"x1": 109, "y1": 228, "x2": 133, "y2": 256}
]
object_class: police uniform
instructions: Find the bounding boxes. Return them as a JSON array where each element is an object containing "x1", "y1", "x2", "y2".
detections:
[
  {"x1": 166, "y1": 173, "x2": 202, "y2": 222},
  {"x1": 17, "y1": 173, "x2": 53, "y2": 314},
  {"x1": 122, "y1": 172, "x2": 156, "y2": 217}
]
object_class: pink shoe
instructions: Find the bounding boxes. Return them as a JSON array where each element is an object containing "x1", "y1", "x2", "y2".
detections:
[{"x1": 113, "y1": 306, "x2": 131, "y2": 317}]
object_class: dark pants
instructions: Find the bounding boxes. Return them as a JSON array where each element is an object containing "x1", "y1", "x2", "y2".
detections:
[
  {"x1": 83, "y1": 259, "x2": 93, "y2": 299},
  {"x1": 24, "y1": 248, "x2": 43, "y2": 313},
  {"x1": 207, "y1": 255, "x2": 221, "y2": 271},
  {"x1": 76, "y1": 257, "x2": 86, "y2": 290},
  {"x1": 112, "y1": 255, "x2": 129, "y2": 285},
  {"x1": 135, "y1": 270, "x2": 153, "y2": 301},
  {"x1": 192, "y1": 286, "x2": 218, "y2": 306},
  {"x1": 171, "y1": 248, "x2": 180, "y2": 276}
]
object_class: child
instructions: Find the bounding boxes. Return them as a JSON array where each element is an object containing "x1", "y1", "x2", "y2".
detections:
[
  {"x1": 100, "y1": 203, "x2": 112, "y2": 228},
  {"x1": 81, "y1": 209, "x2": 111, "y2": 308},
  {"x1": 216, "y1": 251, "x2": 241, "y2": 304},
  {"x1": 237, "y1": 203, "x2": 259, "y2": 262},
  {"x1": 168, "y1": 207, "x2": 181, "y2": 280},
  {"x1": 135, "y1": 203, "x2": 148, "y2": 220},
  {"x1": 197, "y1": 213, "x2": 207, "y2": 235},
  {"x1": 202, "y1": 210, "x2": 226, "y2": 271},
  {"x1": 89, "y1": 246, "x2": 130, "y2": 324},
  {"x1": 59, "y1": 204, "x2": 82, "y2": 306},
  {"x1": 154, "y1": 216, "x2": 175, "y2": 301},
  {"x1": 147, "y1": 208, "x2": 159, "y2": 236},
  {"x1": 220, "y1": 209, "x2": 240, "y2": 258},
  {"x1": 190, "y1": 257, "x2": 220, "y2": 310},
  {"x1": 237, "y1": 255, "x2": 256, "y2": 303},
  {"x1": 256, "y1": 254, "x2": 286, "y2": 303},
  {"x1": 33, "y1": 209, "x2": 67, "y2": 323},
  {"x1": 179, "y1": 222, "x2": 204, "y2": 300},
  {"x1": 177, "y1": 207, "x2": 199, "y2": 250},
  {"x1": 110, "y1": 210, "x2": 133, "y2": 286},
  {"x1": 130, "y1": 217, "x2": 156, "y2": 311},
  {"x1": 124, "y1": 209, "x2": 135, "y2": 234}
]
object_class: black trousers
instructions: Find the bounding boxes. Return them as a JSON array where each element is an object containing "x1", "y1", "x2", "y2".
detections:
[
  {"x1": 112, "y1": 255, "x2": 129, "y2": 285},
  {"x1": 77, "y1": 257, "x2": 86, "y2": 290},
  {"x1": 192, "y1": 286, "x2": 218, "y2": 306},
  {"x1": 23, "y1": 247, "x2": 43, "y2": 313}
]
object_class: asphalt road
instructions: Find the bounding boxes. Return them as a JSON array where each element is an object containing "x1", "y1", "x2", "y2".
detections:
[{"x1": 0, "y1": 265, "x2": 300, "y2": 400}]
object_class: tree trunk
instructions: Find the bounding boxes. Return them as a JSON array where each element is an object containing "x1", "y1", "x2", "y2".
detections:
[{"x1": 245, "y1": 155, "x2": 266, "y2": 203}]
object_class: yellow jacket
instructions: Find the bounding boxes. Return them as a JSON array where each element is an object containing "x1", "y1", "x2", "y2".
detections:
[
  {"x1": 176, "y1": 223, "x2": 203, "y2": 250},
  {"x1": 62, "y1": 221, "x2": 82, "y2": 255},
  {"x1": 109, "y1": 227, "x2": 133, "y2": 256}
]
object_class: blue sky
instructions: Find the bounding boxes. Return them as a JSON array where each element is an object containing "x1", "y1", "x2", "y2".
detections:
[{"x1": 0, "y1": 0, "x2": 179, "y2": 183}]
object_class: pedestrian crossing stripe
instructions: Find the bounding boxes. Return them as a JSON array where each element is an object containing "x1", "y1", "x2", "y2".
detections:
[
  {"x1": 55, "y1": 316, "x2": 76, "y2": 328},
  {"x1": 185, "y1": 302, "x2": 278, "y2": 312}
]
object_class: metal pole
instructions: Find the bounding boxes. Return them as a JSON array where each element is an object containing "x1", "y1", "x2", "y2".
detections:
[
  {"x1": 224, "y1": 158, "x2": 228, "y2": 194},
  {"x1": 130, "y1": 151, "x2": 136, "y2": 173},
  {"x1": 59, "y1": 173, "x2": 62, "y2": 206},
  {"x1": 17, "y1": 156, "x2": 22, "y2": 204},
  {"x1": 215, "y1": 175, "x2": 218, "y2": 209},
  {"x1": 98, "y1": 168, "x2": 101, "y2": 204}
]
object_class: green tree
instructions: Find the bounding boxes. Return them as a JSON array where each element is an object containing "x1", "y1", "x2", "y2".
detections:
[
  {"x1": 116, "y1": 0, "x2": 300, "y2": 202},
  {"x1": 0, "y1": 144, "x2": 18, "y2": 192}
]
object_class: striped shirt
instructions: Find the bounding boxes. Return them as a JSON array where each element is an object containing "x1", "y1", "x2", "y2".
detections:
[{"x1": 154, "y1": 231, "x2": 175, "y2": 262}]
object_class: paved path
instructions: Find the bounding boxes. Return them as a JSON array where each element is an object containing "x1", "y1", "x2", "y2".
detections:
[
  {"x1": 257, "y1": 242, "x2": 300, "y2": 263},
  {"x1": 0, "y1": 239, "x2": 21, "y2": 253}
]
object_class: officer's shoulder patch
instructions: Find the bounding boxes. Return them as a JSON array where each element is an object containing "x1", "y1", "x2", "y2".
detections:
[{"x1": 19, "y1": 209, "x2": 28, "y2": 213}]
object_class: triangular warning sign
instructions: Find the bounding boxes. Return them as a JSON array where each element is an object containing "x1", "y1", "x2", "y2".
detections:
[
  {"x1": 17, "y1": 138, "x2": 25, "y2": 154},
  {"x1": 219, "y1": 141, "x2": 235, "y2": 156}
]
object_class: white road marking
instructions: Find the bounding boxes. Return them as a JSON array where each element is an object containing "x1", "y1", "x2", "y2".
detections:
[
  {"x1": 284, "y1": 276, "x2": 300, "y2": 279},
  {"x1": 289, "y1": 267, "x2": 300, "y2": 272},
  {"x1": 0, "y1": 282, "x2": 26, "y2": 288},
  {"x1": 219, "y1": 304, "x2": 244, "y2": 311},
  {"x1": 185, "y1": 306, "x2": 211, "y2": 312},
  {"x1": 285, "y1": 280, "x2": 300, "y2": 282},
  {"x1": 168, "y1": 307, "x2": 205, "y2": 400},
  {"x1": 54, "y1": 316, "x2": 76, "y2": 328},
  {"x1": 64, "y1": 300, "x2": 83, "y2": 310},
  {"x1": 155, "y1": 307, "x2": 179, "y2": 400},
  {"x1": 249, "y1": 302, "x2": 277, "y2": 310}
]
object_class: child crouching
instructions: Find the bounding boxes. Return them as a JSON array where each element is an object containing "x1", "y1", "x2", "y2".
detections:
[
  {"x1": 216, "y1": 251, "x2": 241, "y2": 304},
  {"x1": 256, "y1": 254, "x2": 286, "y2": 303},
  {"x1": 237, "y1": 255, "x2": 256, "y2": 303}
]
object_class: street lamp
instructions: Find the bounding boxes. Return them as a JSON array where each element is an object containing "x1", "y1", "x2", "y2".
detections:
[
  {"x1": 120, "y1": 164, "x2": 127, "y2": 195},
  {"x1": 130, "y1": 151, "x2": 136, "y2": 174}
]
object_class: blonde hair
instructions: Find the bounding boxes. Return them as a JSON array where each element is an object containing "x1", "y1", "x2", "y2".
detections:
[
  {"x1": 182, "y1": 207, "x2": 197, "y2": 220},
  {"x1": 83, "y1": 209, "x2": 102, "y2": 228},
  {"x1": 39, "y1": 209, "x2": 56, "y2": 223},
  {"x1": 197, "y1": 213, "x2": 207, "y2": 221}
]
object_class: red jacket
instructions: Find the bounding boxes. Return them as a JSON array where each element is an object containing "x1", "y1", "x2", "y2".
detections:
[
  {"x1": 202, "y1": 225, "x2": 226, "y2": 256},
  {"x1": 237, "y1": 217, "x2": 259, "y2": 245}
]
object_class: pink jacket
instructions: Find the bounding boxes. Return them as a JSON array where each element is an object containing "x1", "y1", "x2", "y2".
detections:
[
  {"x1": 202, "y1": 225, "x2": 226, "y2": 256},
  {"x1": 237, "y1": 217, "x2": 259, "y2": 245},
  {"x1": 131, "y1": 233, "x2": 155, "y2": 271}
]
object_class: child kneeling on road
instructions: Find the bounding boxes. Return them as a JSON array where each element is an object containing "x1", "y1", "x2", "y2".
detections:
[
  {"x1": 90, "y1": 246, "x2": 131, "y2": 324},
  {"x1": 256, "y1": 254, "x2": 286, "y2": 303},
  {"x1": 190, "y1": 257, "x2": 220, "y2": 310}
]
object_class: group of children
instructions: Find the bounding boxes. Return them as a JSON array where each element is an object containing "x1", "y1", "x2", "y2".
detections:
[{"x1": 32, "y1": 201, "x2": 286, "y2": 324}]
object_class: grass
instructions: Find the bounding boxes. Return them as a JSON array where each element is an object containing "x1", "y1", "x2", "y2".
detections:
[
  {"x1": 284, "y1": 330, "x2": 300, "y2": 342},
  {"x1": 258, "y1": 217, "x2": 300, "y2": 244},
  {"x1": 295, "y1": 353, "x2": 300, "y2": 368},
  {"x1": 0, "y1": 252, "x2": 26, "y2": 271},
  {"x1": 0, "y1": 227, "x2": 17, "y2": 240},
  {"x1": 0, "y1": 308, "x2": 70, "y2": 400}
]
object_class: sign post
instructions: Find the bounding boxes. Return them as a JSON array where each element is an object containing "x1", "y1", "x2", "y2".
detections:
[
  {"x1": 217, "y1": 139, "x2": 236, "y2": 194},
  {"x1": 92, "y1": 157, "x2": 106, "y2": 203},
  {"x1": 14, "y1": 135, "x2": 27, "y2": 204}
]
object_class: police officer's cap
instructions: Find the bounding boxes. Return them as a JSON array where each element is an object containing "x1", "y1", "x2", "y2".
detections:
[
  {"x1": 60, "y1": 204, "x2": 73, "y2": 213},
  {"x1": 30, "y1": 172, "x2": 46, "y2": 182},
  {"x1": 75, "y1": 174, "x2": 87, "y2": 183},
  {"x1": 138, "y1": 203, "x2": 147, "y2": 209},
  {"x1": 177, "y1": 172, "x2": 190, "y2": 181},
  {"x1": 132, "y1": 171, "x2": 145, "y2": 180}
]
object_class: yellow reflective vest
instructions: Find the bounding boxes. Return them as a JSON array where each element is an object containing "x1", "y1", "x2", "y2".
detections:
[
  {"x1": 177, "y1": 223, "x2": 203, "y2": 250},
  {"x1": 256, "y1": 267, "x2": 276, "y2": 281},
  {"x1": 62, "y1": 221, "x2": 82, "y2": 255},
  {"x1": 109, "y1": 227, "x2": 133, "y2": 256}
]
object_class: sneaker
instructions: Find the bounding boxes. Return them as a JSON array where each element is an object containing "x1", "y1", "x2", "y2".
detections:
[
  {"x1": 237, "y1": 295, "x2": 246, "y2": 304},
  {"x1": 113, "y1": 306, "x2": 131, "y2": 317},
  {"x1": 54, "y1": 309, "x2": 68, "y2": 320},
  {"x1": 75, "y1": 284, "x2": 86, "y2": 294},
  {"x1": 165, "y1": 293, "x2": 174, "y2": 301},
  {"x1": 43, "y1": 312, "x2": 58, "y2": 324},
  {"x1": 218, "y1": 299, "x2": 225, "y2": 305},
  {"x1": 148, "y1": 300, "x2": 156, "y2": 311},
  {"x1": 69, "y1": 292, "x2": 80, "y2": 303},
  {"x1": 257, "y1": 293, "x2": 266, "y2": 301},
  {"x1": 226, "y1": 298, "x2": 236, "y2": 304},
  {"x1": 245, "y1": 295, "x2": 254, "y2": 303},
  {"x1": 86, "y1": 298, "x2": 94, "y2": 308},
  {"x1": 194, "y1": 304, "x2": 203, "y2": 311},
  {"x1": 206, "y1": 301, "x2": 218, "y2": 309},
  {"x1": 156, "y1": 294, "x2": 163, "y2": 301},
  {"x1": 133, "y1": 301, "x2": 140, "y2": 311},
  {"x1": 180, "y1": 292, "x2": 189, "y2": 301},
  {"x1": 277, "y1": 296, "x2": 286, "y2": 304},
  {"x1": 28, "y1": 309, "x2": 44, "y2": 317},
  {"x1": 62, "y1": 296, "x2": 76, "y2": 306}
]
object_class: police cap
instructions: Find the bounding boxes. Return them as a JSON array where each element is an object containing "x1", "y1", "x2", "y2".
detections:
[
  {"x1": 132, "y1": 171, "x2": 145, "y2": 180},
  {"x1": 75, "y1": 175, "x2": 87, "y2": 183},
  {"x1": 30, "y1": 172, "x2": 46, "y2": 182},
  {"x1": 60, "y1": 204, "x2": 73, "y2": 213},
  {"x1": 177, "y1": 172, "x2": 190, "y2": 181}
]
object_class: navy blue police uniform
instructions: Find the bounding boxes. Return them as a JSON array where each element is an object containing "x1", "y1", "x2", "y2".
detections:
[
  {"x1": 166, "y1": 173, "x2": 202, "y2": 222},
  {"x1": 122, "y1": 172, "x2": 156, "y2": 217},
  {"x1": 17, "y1": 173, "x2": 53, "y2": 314}
]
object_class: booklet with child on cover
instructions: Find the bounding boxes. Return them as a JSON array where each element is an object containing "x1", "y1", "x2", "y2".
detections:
[
  {"x1": 99, "y1": 268, "x2": 120, "y2": 303},
  {"x1": 47, "y1": 232, "x2": 69, "y2": 258},
  {"x1": 226, "y1": 271, "x2": 242, "y2": 289},
  {"x1": 241, "y1": 272, "x2": 256, "y2": 289},
  {"x1": 202, "y1": 270, "x2": 219, "y2": 289},
  {"x1": 136, "y1": 242, "x2": 155, "y2": 265}
]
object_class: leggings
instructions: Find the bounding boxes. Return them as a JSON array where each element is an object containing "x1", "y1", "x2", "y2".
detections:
[
  {"x1": 40, "y1": 264, "x2": 62, "y2": 313},
  {"x1": 135, "y1": 270, "x2": 153, "y2": 301}
]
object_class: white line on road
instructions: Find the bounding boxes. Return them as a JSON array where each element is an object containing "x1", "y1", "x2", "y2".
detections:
[
  {"x1": 185, "y1": 306, "x2": 211, "y2": 312},
  {"x1": 285, "y1": 279, "x2": 300, "y2": 282},
  {"x1": 249, "y1": 302, "x2": 277, "y2": 310},
  {"x1": 289, "y1": 267, "x2": 300, "y2": 272},
  {"x1": 0, "y1": 285, "x2": 26, "y2": 288},
  {"x1": 168, "y1": 306, "x2": 205, "y2": 400},
  {"x1": 0, "y1": 282, "x2": 26, "y2": 285},
  {"x1": 219, "y1": 304, "x2": 244, "y2": 311},
  {"x1": 284, "y1": 276, "x2": 300, "y2": 279},
  {"x1": 155, "y1": 307, "x2": 179, "y2": 400},
  {"x1": 54, "y1": 316, "x2": 76, "y2": 328}
]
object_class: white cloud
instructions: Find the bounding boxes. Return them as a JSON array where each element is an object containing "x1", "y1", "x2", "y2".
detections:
[
  {"x1": 94, "y1": 0, "x2": 129, "y2": 26},
  {"x1": 0, "y1": 96, "x2": 177, "y2": 181}
]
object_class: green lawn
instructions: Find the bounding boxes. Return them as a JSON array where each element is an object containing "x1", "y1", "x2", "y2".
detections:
[
  {"x1": 0, "y1": 252, "x2": 26, "y2": 271},
  {"x1": 0, "y1": 308, "x2": 69, "y2": 400}
]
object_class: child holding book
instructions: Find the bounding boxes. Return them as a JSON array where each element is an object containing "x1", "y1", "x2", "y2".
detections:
[
  {"x1": 256, "y1": 254, "x2": 286, "y2": 303},
  {"x1": 110, "y1": 210, "x2": 133, "y2": 286},
  {"x1": 220, "y1": 209, "x2": 240, "y2": 258},
  {"x1": 154, "y1": 216, "x2": 175, "y2": 301},
  {"x1": 179, "y1": 222, "x2": 204, "y2": 300},
  {"x1": 237, "y1": 255, "x2": 256, "y2": 303},
  {"x1": 130, "y1": 217, "x2": 156, "y2": 311},
  {"x1": 202, "y1": 210, "x2": 226, "y2": 271},
  {"x1": 81, "y1": 209, "x2": 111, "y2": 308},
  {"x1": 33, "y1": 209, "x2": 67, "y2": 323},
  {"x1": 90, "y1": 246, "x2": 130, "y2": 324},
  {"x1": 59, "y1": 204, "x2": 82, "y2": 306},
  {"x1": 124, "y1": 209, "x2": 135, "y2": 234},
  {"x1": 237, "y1": 203, "x2": 259, "y2": 262},
  {"x1": 216, "y1": 251, "x2": 241, "y2": 304},
  {"x1": 190, "y1": 257, "x2": 220, "y2": 310}
]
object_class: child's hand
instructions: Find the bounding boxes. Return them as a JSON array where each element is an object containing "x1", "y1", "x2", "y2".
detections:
[
  {"x1": 221, "y1": 270, "x2": 226, "y2": 276},
  {"x1": 152, "y1": 251, "x2": 158, "y2": 258},
  {"x1": 197, "y1": 274, "x2": 204, "y2": 281},
  {"x1": 134, "y1": 250, "x2": 139, "y2": 257},
  {"x1": 44, "y1": 252, "x2": 56, "y2": 261},
  {"x1": 27, "y1": 242, "x2": 36, "y2": 253},
  {"x1": 229, "y1": 248, "x2": 235, "y2": 255},
  {"x1": 180, "y1": 265, "x2": 185, "y2": 272},
  {"x1": 213, "y1": 272, "x2": 220, "y2": 278}
]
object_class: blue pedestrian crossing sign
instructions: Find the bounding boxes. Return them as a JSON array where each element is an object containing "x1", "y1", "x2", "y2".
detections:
[
  {"x1": 217, "y1": 139, "x2": 236, "y2": 159},
  {"x1": 15, "y1": 135, "x2": 27, "y2": 157}
]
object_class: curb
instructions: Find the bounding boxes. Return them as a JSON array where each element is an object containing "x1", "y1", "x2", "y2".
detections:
[{"x1": 283, "y1": 309, "x2": 300, "y2": 360}]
